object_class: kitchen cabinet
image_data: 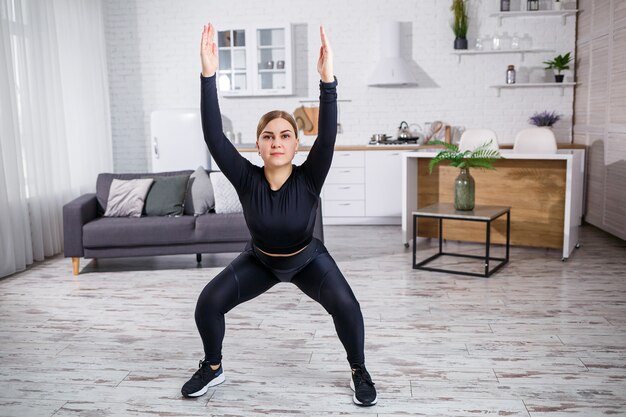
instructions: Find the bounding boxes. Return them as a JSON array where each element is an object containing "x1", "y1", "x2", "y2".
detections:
[
  {"x1": 365, "y1": 150, "x2": 403, "y2": 217},
  {"x1": 323, "y1": 151, "x2": 366, "y2": 218},
  {"x1": 323, "y1": 150, "x2": 403, "y2": 224},
  {"x1": 217, "y1": 25, "x2": 293, "y2": 96}
]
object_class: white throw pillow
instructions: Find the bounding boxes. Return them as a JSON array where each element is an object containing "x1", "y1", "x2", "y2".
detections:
[
  {"x1": 210, "y1": 172, "x2": 243, "y2": 214},
  {"x1": 103, "y1": 178, "x2": 154, "y2": 217}
]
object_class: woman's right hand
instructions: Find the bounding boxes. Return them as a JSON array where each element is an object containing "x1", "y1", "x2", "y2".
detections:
[{"x1": 200, "y1": 23, "x2": 218, "y2": 77}]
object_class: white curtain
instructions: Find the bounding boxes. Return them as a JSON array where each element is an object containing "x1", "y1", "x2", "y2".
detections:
[{"x1": 0, "y1": 0, "x2": 113, "y2": 278}]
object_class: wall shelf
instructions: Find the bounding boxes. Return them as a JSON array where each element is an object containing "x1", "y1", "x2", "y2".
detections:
[
  {"x1": 452, "y1": 48, "x2": 554, "y2": 63},
  {"x1": 490, "y1": 82, "x2": 576, "y2": 96},
  {"x1": 490, "y1": 10, "x2": 578, "y2": 26}
]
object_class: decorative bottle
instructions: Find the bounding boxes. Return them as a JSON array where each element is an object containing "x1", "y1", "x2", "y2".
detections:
[{"x1": 506, "y1": 65, "x2": 516, "y2": 84}]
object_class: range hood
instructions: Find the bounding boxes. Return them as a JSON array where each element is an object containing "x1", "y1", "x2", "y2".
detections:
[{"x1": 368, "y1": 21, "x2": 417, "y2": 87}]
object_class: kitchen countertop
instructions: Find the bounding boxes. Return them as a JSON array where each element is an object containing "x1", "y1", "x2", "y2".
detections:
[
  {"x1": 237, "y1": 144, "x2": 433, "y2": 152},
  {"x1": 236, "y1": 143, "x2": 586, "y2": 152}
]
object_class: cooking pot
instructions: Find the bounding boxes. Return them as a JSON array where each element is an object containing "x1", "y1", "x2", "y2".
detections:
[{"x1": 370, "y1": 133, "x2": 392, "y2": 143}]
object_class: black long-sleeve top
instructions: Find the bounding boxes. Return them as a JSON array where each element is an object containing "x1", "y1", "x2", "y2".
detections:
[{"x1": 200, "y1": 74, "x2": 337, "y2": 254}]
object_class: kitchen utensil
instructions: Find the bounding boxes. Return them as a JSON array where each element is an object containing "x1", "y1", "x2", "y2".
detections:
[
  {"x1": 431, "y1": 121, "x2": 443, "y2": 135},
  {"x1": 293, "y1": 106, "x2": 313, "y2": 132},
  {"x1": 398, "y1": 121, "x2": 411, "y2": 140},
  {"x1": 371, "y1": 134, "x2": 392, "y2": 144},
  {"x1": 302, "y1": 106, "x2": 319, "y2": 136}
]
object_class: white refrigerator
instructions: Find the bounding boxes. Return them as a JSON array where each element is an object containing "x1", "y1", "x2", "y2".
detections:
[{"x1": 150, "y1": 109, "x2": 210, "y2": 172}]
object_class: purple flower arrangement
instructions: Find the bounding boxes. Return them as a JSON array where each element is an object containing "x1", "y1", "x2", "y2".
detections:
[{"x1": 529, "y1": 110, "x2": 561, "y2": 127}]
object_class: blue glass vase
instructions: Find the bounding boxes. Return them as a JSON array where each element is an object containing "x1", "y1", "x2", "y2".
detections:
[{"x1": 454, "y1": 168, "x2": 475, "y2": 211}]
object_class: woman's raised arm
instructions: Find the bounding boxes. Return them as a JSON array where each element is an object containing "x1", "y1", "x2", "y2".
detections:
[
  {"x1": 302, "y1": 25, "x2": 338, "y2": 194},
  {"x1": 199, "y1": 23, "x2": 250, "y2": 191}
]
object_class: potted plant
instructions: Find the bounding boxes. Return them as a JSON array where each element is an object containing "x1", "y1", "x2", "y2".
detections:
[
  {"x1": 529, "y1": 110, "x2": 561, "y2": 127},
  {"x1": 451, "y1": 0, "x2": 469, "y2": 50},
  {"x1": 543, "y1": 52, "x2": 572, "y2": 83},
  {"x1": 428, "y1": 140, "x2": 503, "y2": 211}
]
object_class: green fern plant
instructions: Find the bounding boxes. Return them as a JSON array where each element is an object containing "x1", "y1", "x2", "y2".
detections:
[{"x1": 428, "y1": 140, "x2": 503, "y2": 174}]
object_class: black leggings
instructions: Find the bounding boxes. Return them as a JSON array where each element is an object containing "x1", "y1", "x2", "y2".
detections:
[{"x1": 194, "y1": 238, "x2": 365, "y2": 366}]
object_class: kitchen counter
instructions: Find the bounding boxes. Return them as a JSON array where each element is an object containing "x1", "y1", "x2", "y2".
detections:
[
  {"x1": 236, "y1": 144, "x2": 427, "y2": 152},
  {"x1": 236, "y1": 143, "x2": 586, "y2": 152},
  {"x1": 401, "y1": 149, "x2": 585, "y2": 260}
]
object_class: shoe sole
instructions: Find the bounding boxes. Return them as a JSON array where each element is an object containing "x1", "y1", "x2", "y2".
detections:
[
  {"x1": 350, "y1": 378, "x2": 378, "y2": 406},
  {"x1": 184, "y1": 372, "x2": 226, "y2": 398}
]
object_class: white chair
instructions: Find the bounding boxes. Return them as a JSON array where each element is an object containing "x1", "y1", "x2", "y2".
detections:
[
  {"x1": 458, "y1": 129, "x2": 499, "y2": 152},
  {"x1": 513, "y1": 127, "x2": 557, "y2": 154}
]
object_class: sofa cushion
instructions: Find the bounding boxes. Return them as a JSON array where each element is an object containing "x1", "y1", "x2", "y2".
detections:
[
  {"x1": 195, "y1": 213, "x2": 250, "y2": 243},
  {"x1": 83, "y1": 215, "x2": 197, "y2": 248},
  {"x1": 103, "y1": 178, "x2": 154, "y2": 217},
  {"x1": 210, "y1": 172, "x2": 243, "y2": 213},
  {"x1": 144, "y1": 174, "x2": 190, "y2": 216},
  {"x1": 184, "y1": 167, "x2": 215, "y2": 216},
  {"x1": 96, "y1": 170, "x2": 194, "y2": 215}
]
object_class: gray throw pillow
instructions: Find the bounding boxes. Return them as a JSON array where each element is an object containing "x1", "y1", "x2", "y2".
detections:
[
  {"x1": 184, "y1": 166, "x2": 215, "y2": 216},
  {"x1": 103, "y1": 178, "x2": 154, "y2": 217},
  {"x1": 210, "y1": 172, "x2": 243, "y2": 214},
  {"x1": 144, "y1": 174, "x2": 190, "y2": 216}
]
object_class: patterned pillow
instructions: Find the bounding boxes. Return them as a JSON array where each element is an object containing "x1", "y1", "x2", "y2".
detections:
[
  {"x1": 103, "y1": 178, "x2": 154, "y2": 217},
  {"x1": 210, "y1": 172, "x2": 243, "y2": 214}
]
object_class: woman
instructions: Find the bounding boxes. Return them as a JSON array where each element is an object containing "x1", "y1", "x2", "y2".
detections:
[{"x1": 181, "y1": 22, "x2": 377, "y2": 407}]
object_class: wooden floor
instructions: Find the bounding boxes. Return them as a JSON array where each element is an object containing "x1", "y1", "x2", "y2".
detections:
[{"x1": 1, "y1": 224, "x2": 625, "y2": 417}]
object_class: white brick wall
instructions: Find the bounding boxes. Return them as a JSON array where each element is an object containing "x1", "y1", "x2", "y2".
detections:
[{"x1": 104, "y1": 0, "x2": 576, "y2": 173}]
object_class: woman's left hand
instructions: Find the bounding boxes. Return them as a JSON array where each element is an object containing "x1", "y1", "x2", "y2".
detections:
[{"x1": 317, "y1": 25, "x2": 334, "y2": 83}]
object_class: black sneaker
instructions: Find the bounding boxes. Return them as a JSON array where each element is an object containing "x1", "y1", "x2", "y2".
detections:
[
  {"x1": 181, "y1": 359, "x2": 225, "y2": 398},
  {"x1": 350, "y1": 364, "x2": 377, "y2": 406}
]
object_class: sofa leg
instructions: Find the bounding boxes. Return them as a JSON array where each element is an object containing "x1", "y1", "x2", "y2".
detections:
[
  {"x1": 72, "y1": 257, "x2": 80, "y2": 276},
  {"x1": 196, "y1": 253, "x2": 202, "y2": 263}
]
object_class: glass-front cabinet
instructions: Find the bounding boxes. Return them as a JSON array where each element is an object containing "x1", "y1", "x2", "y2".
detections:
[{"x1": 217, "y1": 25, "x2": 293, "y2": 96}]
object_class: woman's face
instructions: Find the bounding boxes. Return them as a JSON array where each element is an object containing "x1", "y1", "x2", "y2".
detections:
[{"x1": 256, "y1": 117, "x2": 298, "y2": 169}]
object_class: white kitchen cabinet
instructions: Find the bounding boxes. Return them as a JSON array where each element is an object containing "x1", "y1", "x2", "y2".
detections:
[
  {"x1": 325, "y1": 167, "x2": 365, "y2": 184},
  {"x1": 323, "y1": 184, "x2": 365, "y2": 201},
  {"x1": 365, "y1": 150, "x2": 403, "y2": 217},
  {"x1": 324, "y1": 200, "x2": 365, "y2": 217},
  {"x1": 217, "y1": 25, "x2": 293, "y2": 96},
  {"x1": 319, "y1": 149, "x2": 404, "y2": 224},
  {"x1": 322, "y1": 151, "x2": 366, "y2": 219}
]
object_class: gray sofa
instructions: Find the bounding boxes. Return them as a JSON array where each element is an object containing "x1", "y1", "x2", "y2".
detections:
[{"x1": 63, "y1": 170, "x2": 324, "y2": 275}]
